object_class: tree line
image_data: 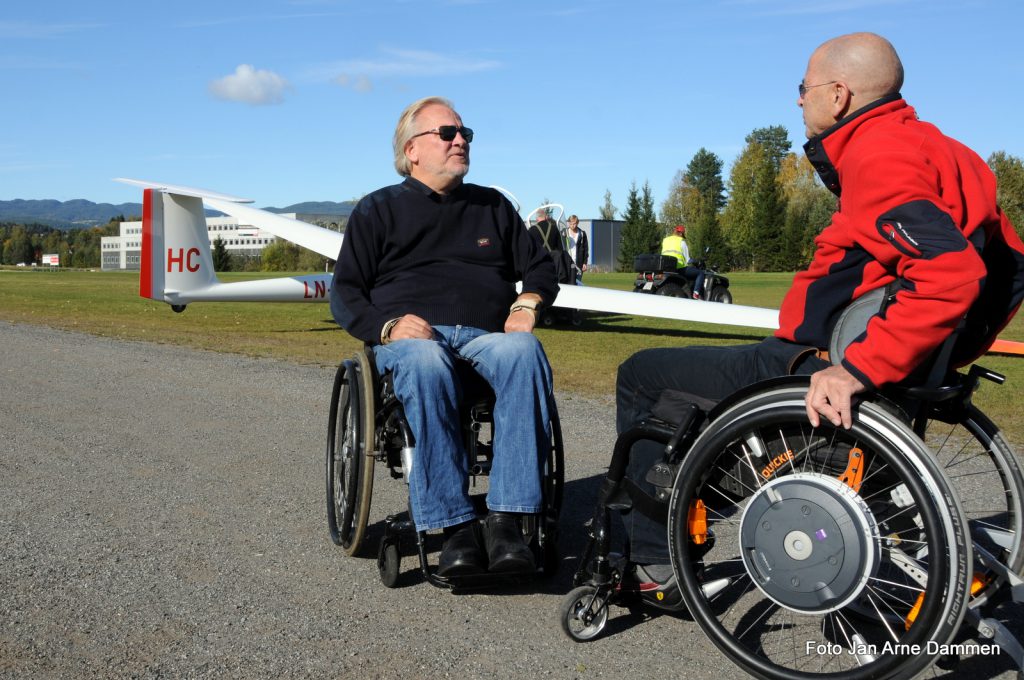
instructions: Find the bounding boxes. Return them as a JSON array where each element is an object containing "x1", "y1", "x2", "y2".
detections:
[
  {"x1": 611, "y1": 124, "x2": 1024, "y2": 273},
  {"x1": 211, "y1": 237, "x2": 329, "y2": 273},
  {"x1": 0, "y1": 219, "x2": 330, "y2": 273},
  {"x1": 0, "y1": 219, "x2": 122, "y2": 267}
]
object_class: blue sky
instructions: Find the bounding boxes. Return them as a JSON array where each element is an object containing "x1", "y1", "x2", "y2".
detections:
[{"x1": 2, "y1": 0, "x2": 1022, "y2": 220}]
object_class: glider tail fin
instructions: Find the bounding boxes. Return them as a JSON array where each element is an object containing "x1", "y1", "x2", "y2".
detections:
[{"x1": 140, "y1": 188, "x2": 218, "y2": 310}]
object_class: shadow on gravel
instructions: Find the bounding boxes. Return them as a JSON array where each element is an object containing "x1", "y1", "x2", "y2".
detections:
[
  {"x1": 331, "y1": 474, "x2": 623, "y2": 596},
  {"x1": 549, "y1": 312, "x2": 765, "y2": 342}
]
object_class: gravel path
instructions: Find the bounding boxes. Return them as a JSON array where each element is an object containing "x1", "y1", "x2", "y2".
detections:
[{"x1": 1, "y1": 321, "x2": 1017, "y2": 679}]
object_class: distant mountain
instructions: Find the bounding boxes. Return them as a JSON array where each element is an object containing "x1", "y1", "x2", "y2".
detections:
[
  {"x1": 0, "y1": 198, "x2": 355, "y2": 230},
  {"x1": 264, "y1": 201, "x2": 355, "y2": 217},
  {"x1": 0, "y1": 198, "x2": 144, "y2": 229}
]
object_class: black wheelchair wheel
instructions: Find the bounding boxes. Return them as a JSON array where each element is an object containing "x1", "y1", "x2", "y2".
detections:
[
  {"x1": 668, "y1": 384, "x2": 971, "y2": 679},
  {"x1": 378, "y1": 538, "x2": 400, "y2": 588},
  {"x1": 527, "y1": 396, "x2": 565, "y2": 576},
  {"x1": 923, "y1": 404, "x2": 1024, "y2": 607},
  {"x1": 325, "y1": 356, "x2": 376, "y2": 556}
]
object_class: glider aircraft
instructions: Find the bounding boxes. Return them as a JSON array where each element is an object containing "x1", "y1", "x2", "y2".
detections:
[{"x1": 115, "y1": 178, "x2": 1024, "y2": 356}]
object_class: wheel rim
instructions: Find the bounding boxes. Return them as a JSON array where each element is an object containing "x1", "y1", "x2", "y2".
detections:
[
  {"x1": 563, "y1": 587, "x2": 608, "y2": 640},
  {"x1": 332, "y1": 376, "x2": 360, "y2": 547},
  {"x1": 669, "y1": 392, "x2": 969, "y2": 679}
]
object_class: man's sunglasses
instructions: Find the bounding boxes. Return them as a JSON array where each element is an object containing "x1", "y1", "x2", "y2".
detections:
[
  {"x1": 798, "y1": 80, "x2": 837, "y2": 97},
  {"x1": 410, "y1": 125, "x2": 474, "y2": 143}
]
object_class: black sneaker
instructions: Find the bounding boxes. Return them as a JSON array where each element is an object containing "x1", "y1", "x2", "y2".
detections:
[{"x1": 621, "y1": 563, "x2": 685, "y2": 612}]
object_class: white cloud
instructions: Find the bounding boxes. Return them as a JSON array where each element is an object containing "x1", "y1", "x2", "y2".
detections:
[
  {"x1": 208, "y1": 64, "x2": 291, "y2": 106},
  {"x1": 0, "y1": 20, "x2": 101, "y2": 39},
  {"x1": 319, "y1": 47, "x2": 501, "y2": 91},
  {"x1": 334, "y1": 74, "x2": 373, "y2": 93}
]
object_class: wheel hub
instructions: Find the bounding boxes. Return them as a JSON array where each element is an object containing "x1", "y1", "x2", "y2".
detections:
[{"x1": 739, "y1": 472, "x2": 880, "y2": 614}]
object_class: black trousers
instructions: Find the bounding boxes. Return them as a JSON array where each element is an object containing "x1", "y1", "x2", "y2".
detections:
[{"x1": 615, "y1": 337, "x2": 828, "y2": 563}]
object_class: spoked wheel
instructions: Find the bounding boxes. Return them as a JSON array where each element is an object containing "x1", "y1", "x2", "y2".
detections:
[
  {"x1": 325, "y1": 353, "x2": 376, "y2": 556},
  {"x1": 668, "y1": 383, "x2": 971, "y2": 679},
  {"x1": 560, "y1": 585, "x2": 610, "y2": 642},
  {"x1": 922, "y1": 404, "x2": 1024, "y2": 607}
]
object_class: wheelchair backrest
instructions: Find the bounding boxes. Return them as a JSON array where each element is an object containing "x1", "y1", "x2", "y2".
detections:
[{"x1": 827, "y1": 283, "x2": 958, "y2": 391}]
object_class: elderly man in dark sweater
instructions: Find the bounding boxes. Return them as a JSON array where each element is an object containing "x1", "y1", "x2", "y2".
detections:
[{"x1": 330, "y1": 96, "x2": 559, "y2": 577}]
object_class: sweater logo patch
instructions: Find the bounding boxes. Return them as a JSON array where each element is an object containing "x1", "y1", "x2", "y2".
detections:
[
  {"x1": 477, "y1": 238, "x2": 491, "y2": 247},
  {"x1": 880, "y1": 221, "x2": 921, "y2": 257}
]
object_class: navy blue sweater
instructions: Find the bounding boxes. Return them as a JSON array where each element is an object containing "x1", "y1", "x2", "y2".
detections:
[{"x1": 331, "y1": 177, "x2": 558, "y2": 343}]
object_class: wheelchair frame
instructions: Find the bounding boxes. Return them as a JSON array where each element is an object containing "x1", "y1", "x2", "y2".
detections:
[
  {"x1": 326, "y1": 346, "x2": 565, "y2": 590},
  {"x1": 562, "y1": 366, "x2": 1024, "y2": 679}
]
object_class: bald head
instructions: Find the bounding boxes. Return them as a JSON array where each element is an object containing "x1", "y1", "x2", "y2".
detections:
[
  {"x1": 799, "y1": 32, "x2": 904, "y2": 138},
  {"x1": 811, "y1": 32, "x2": 904, "y2": 102}
]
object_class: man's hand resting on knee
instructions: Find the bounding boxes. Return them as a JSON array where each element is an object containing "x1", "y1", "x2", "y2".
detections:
[{"x1": 389, "y1": 314, "x2": 434, "y2": 341}]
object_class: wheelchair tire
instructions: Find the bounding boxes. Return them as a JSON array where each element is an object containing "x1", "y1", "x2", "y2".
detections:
[
  {"x1": 325, "y1": 355, "x2": 376, "y2": 557},
  {"x1": 378, "y1": 538, "x2": 400, "y2": 588},
  {"x1": 560, "y1": 585, "x2": 609, "y2": 642},
  {"x1": 924, "y1": 404, "x2": 1024, "y2": 607},
  {"x1": 668, "y1": 384, "x2": 971, "y2": 679},
  {"x1": 540, "y1": 398, "x2": 566, "y2": 575}
]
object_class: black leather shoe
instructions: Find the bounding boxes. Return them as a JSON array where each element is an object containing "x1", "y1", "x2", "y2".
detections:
[
  {"x1": 437, "y1": 521, "x2": 486, "y2": 577},
  {"x1": 483, "y1": 512, "x2": 535, "y2": 573}
]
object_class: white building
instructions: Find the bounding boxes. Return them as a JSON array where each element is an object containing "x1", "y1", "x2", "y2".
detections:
[{"x1": 100, "y1": 214, "x2": 345, "y2": 271}]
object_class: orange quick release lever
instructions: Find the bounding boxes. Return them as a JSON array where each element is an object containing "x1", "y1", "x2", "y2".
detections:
[{"x1": 838, "y1": 446, "x2": 864, "y2": 492}]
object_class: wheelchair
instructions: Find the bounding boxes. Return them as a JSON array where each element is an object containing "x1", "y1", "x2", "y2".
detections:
[
  {"x1": 561, "y1": 364, "x2": 1024, "y2": 679},
  {"x1": 325, "y1": 345, "x2": 564, "y2": 589}
]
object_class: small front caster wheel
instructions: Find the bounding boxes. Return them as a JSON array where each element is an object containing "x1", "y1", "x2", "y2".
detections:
[
  {"x1": 559, "y1": 585, "x2": 609, "y2": 642},
  {"x1": 378, "y1": 539, "x2": 400, "y2": 588}
]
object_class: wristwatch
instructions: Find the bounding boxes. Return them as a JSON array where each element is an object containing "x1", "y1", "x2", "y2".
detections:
[{"x1": 509, "y1": 298, "x2": 540, "y2": 316}]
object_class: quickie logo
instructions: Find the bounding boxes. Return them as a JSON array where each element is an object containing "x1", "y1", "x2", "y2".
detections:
[{"x1": 761, "y1": 450, "x2": 794, "y2": 480}]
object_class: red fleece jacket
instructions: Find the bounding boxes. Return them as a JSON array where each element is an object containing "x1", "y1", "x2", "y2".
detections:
[{"x1": 777, "y1": 95, "x2": 1023, "y2": 388}]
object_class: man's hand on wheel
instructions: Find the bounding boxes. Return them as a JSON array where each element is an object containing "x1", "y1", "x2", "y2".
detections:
[{"x1": 806, "y1": 365, "x2": 866, "y2": 429}]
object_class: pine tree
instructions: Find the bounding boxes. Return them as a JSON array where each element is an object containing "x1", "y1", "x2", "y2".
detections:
[
  {"x1": 212, "y1": 236, "x2": 233, "y2": 272},
  {"x1": 614, "y1": 186, "x2": 655, "y2": 274},
  {"x1": 599, "y1": 189, "x2": 617, "y2": 220},
  {"x1": 746, "y1": 126, "x2": 792, "y2": 172},
  {"x1": 686, "y1": 148, "x2": 726, "y2": 259},
  {"x1": 617, "y1": 181, "x2": 662, "y2": 271}
]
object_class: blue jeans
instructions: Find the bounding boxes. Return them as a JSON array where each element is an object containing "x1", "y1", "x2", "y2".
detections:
[{"x1": 373, "y1": 326, "x2": 554, "y2": 531}]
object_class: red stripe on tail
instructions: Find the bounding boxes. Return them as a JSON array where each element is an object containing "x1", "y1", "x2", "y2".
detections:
[{"x1": 140, "y1": 189, "x2": 153, "y2": 299}]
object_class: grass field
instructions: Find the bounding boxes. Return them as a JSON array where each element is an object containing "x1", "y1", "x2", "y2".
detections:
[{"x1": 4, "y1": 266, "x2": 1024, "y2": 441}]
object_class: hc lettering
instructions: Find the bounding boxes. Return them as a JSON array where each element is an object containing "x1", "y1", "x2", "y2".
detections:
[{"x1": 167, "y1": 247, "x2": 201, "y2": 273}]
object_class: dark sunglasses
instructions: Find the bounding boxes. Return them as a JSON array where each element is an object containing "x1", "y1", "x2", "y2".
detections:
[
  {"x1": 410, "y1": 125, "x2": 474, "y2": 143},
  {"x1": 798, "y1": 80, "x2": 837, "y2": 97}
]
